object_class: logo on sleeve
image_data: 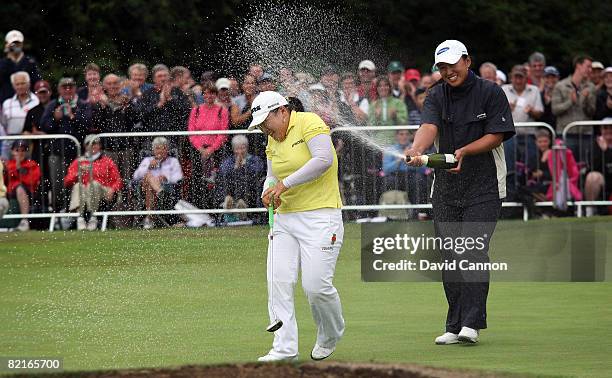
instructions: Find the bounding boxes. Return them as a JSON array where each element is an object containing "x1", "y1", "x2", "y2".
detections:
[{"x1": 477, "y1": 113, "x2": 487, "y2": 120}]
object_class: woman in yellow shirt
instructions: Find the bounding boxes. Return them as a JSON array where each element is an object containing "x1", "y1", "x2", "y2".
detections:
[{"x1": 248, "y1": 91, "x2": 344, "y2": 362}]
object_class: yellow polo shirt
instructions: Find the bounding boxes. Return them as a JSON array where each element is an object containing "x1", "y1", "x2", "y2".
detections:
[{"x1": 265, "y1": 111, "x2": 342, "y2": 213}]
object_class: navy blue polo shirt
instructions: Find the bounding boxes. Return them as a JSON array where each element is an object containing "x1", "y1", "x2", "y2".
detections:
[{"x1": 421, "y1": 70, "x2": 515, "y2": 207}]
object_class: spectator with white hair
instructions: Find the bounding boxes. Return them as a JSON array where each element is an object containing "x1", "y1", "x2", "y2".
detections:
[
  {"x1": 479, "y1": 62, "x2": 497, "y2": 82},
  {"x1": 1, "y1": 71, "x2": 39, "y2": 159},
  {"x1": 122, "y1": 63, "x2": 153, "y2": 100},
  {"x1": 527, "y1": 52, "x2": 546, "y2": 91},
  {"x1": 0, "y1": 30, "x2": 42, "y2": 103},
  {"x1": 215, "y1": 134, "x2": 265, "y2": 222},
  {"x1": 132, "y1": 137, "x2": 183, "y2": 229}
]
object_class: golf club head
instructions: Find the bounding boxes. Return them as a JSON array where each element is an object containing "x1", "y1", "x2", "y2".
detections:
[{"x1": 266, "y1": 319, "x2": 283, "y2": 332}]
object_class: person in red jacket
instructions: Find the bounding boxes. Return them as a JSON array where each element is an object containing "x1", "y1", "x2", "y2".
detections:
[
  {"x1": 64, "y1": 134, "x2": 122, "y2": 230},
  {"x1": 4, "y1": 140, "x2": 41, "y2": 231}
]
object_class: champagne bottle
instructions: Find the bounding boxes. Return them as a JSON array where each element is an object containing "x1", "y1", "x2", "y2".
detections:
[{"x1": 405, "y1": 153, "x2": 458, "y2": 169}]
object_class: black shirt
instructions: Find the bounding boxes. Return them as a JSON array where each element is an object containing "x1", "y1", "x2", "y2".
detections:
[{"x1": 421, "y1": 70, "x2": 515, "y2": 206}]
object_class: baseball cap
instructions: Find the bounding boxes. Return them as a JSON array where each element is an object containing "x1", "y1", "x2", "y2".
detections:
[
  {"x1": 257, "y1": 72, "x2": 274, "y2": 84},
  {"x1": 84, "y1": 134, "x2": 101, "y2": 146},
  {"x1": 248, "y1": 91, "x2": 288, "y2": 131},
  {"x1": 215, "y1": 78, "x2": 231, "y2": 90},
  {"x1": 308, "y1": 83, "x2": 326, "y2": 92},
  {"x1": 496, "y1": 70, "x2": 507, "y2": 83},
  {"x1": 543, "y1": 66, "x2": 560, "y2": 77},
  {"x1": 404, "y1": 68, "x2": 421, "y2": 82},
  {"x1": 387, "y1": 61, "x2": 404, "y2": 73},
  {"x1": 592, "y1": 61, "x2": 604, "y2": 70},
  {"x1": 34, "y1": 80, "x2": 51, "y2": 93},
  {"x1": 5, "y1": 30, "x2": 24, "y2": 44},
  {"x1": 510, "y1": 65, "x2": 527, "y2": 77},
  {"x1": 321, "y1": 65, "x2": 338, "y2": 76},
  {"x1": 58, "y1": 77, "x2": 77, "y2": 87},
  {"x1": 358, "y1": 60, "x2": 376, "y2": 71},
  {"x1": 434, "y1": 40, "x2": 468, "y2": 66},
  {"x1": 604, "y1": 67, "x2": 612, "y2": 74},
  {"x1": 11, "y1": 140, "x2": 29, "y2": 150}
]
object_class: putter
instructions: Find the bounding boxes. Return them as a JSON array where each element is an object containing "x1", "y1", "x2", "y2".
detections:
[{"x1": 266, "y1": 184, "x2": 283, "y2": 332}]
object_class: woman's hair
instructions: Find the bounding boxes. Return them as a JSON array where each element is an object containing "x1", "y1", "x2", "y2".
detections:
[
  {"x1": 376, "y1": 76, "x2": 391, "y2": 89},
  {"x1": 152, "y1": 137, "x2": 169, "y2": 148},
  {"x1": 128, "y1": 63, "x2": 148, "y2": 77},
  {"x1": 203, "y1": 82, "x2": 218, "y2": 94},
  {"x1": 536, "y1": 130, "x2": 551, "y2": 139},
  {"x1": 84, "y1": 63, "x2": 100, "y2": 74},
  {"x1": 286, "y1": 96, "x2": 305, "y2": 112},
  {"x1": 231, "y1": 135, "x2": 249, "y2": 148}
]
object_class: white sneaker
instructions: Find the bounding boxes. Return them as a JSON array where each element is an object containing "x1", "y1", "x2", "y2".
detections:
[
  {"x1": 77, "y1": 216, "x2": 87, "y2": 231},
  {"x1": 311, "y1": 343, "x2": 335, "y2": 361},
  {"x1": 435, "y1": 332, "x2": 459, "y2": 345},
  {"x1": 16, "y1": 219, "x2": 30, "y2": 232},
  {"x1": 257, "y1": 352, "x2": 298, "y2": 363},
  {"x1": 86, "y1": 217, "x2": 98, "y2": 231},
  {"x1": 458, "y1": 327, "x2": 479, "y2": 343},
  {"x1": 142, "y1": 216, "x2": 154, "y2": 230}
]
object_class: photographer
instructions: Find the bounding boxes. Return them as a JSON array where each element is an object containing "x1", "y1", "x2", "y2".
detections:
[{"x1": 0, "y1": 30, "x2": 42, "y2": 103}]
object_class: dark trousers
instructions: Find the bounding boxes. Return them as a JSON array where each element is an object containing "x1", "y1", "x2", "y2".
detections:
[{"x1": 432, "y1": 198, "x2": 501, "y2": 333}]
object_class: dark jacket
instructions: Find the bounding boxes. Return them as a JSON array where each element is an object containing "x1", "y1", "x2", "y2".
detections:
[
  {"x1": 134, "y1": 87, "x2": 191, "y2": 132},
  {"x1": 40, "y1": 98, "x2": 92, "y2": 161},
  {"x1": 0, "y1": 55, "x2": 42, "y2": 103}
]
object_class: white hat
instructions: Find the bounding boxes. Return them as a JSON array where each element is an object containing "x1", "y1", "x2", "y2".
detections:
[
  {"x1": 591, "y1": 61, "x2": 604, "y2": 70},
  {"x1": 496, "y1": 69, "x2": 507, "y2": 83},
  {"x1": 248, "y1": 91, "x2": 288, "y2": 131},
  {"x1": 308, "y1": 83, "x2": 326, "y2": 92},
  {"x1": 434, "y1": 40, "x2": 468, "y2": 66},
  {"x1": 215, "y1": 78, "x2": 231, "y2": 90},
  {"x1": 358, "y1": 60, "x2": 376, "y2": 71},
  {"x1": 5, "y1": 30, "x2": 24, "y2": 44},
  {"x1": 604, "y1": 67, "x2": 612, "y2": 74}
]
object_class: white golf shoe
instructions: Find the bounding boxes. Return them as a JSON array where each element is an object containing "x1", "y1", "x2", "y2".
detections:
[
  {"x1": 257, "y1": 352, "x2": 298, "y2": 363},
  {"x1": 458, "y1": 327, "x2": 479, "y2": 343},
  {"x1": 76, "y1": 216, "x2": 87, "y2": 231},
  {"x1": 311, "y1": 344, "x2": 335, "y2": 361},
  {"x1": 435, "y1": 332, "x2": 459, "y2": 345},
  {"x1": 86, "y1": 217, "x2": 98, "y2": 231},
  {"x1": 16, "y1": 219, "x2": 30, "y2": 232}
]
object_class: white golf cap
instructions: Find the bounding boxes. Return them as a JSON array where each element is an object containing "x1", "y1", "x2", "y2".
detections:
[
  {"x1": 215, "y1": 77, "x2": 231, "y2": 90},
  {"x1": 496, "y1": 69, "x2": 507, "y2": 83},
  {"x1": 434, "y1": 40, "x2": 468, "y2": 66},
  {"x1": 248, "y1": 91, "x2": 288, "y2": 131},
  {"x1": 5, "y1": 30, "x2": 24, "y2": 44},
  {"x1": 358, "y1": 60, "x2": 376, "y2": 71}
]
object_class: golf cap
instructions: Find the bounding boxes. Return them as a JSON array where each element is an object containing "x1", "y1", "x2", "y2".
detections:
[
  {"x1": 358, "y1": 60, "x2": 376, "y2": 71},
  {"x1": 215, "y1": 77, "x2": 231, "y2": 90},
  {"x1": 434, "y1": 40, "x2": 468, "y2": 66},
  {"x1": 308, "y1": 83, "x2": 326, "y2": 92},
  {"x1": 404, "y1": 68, "x2": 421, "y2": 82},
  {"x1": 543, "y1": 66, "x2": 560, "y2": 77},
  {"x1": 510, "y1": 65, "x2": 528, "y2": 77},
  {"x1": 5, "y1": 30, "x2": 24, "y2": 44},
  {"x1": 591, "y1": 61, "x2": 604, "y2": 70},
  {"x1": 496, "y1": 69, "x2": 507, "y2": 83},
  {"x1": 387, "y1": 61, "x2": 404, "y2": 73},
  {"x1": 11, "y1": 140, "x2": 29, "y2": 150},
  {"x1": 248, "y1": 91, "x2": 288, "y2": 131},
  {"x1": 257, "y1": 72, "x2": 274, "y2": 84},
  {"x1": 604, "y1": 67, "x2": 612, "y2": 74},
  {"x1": 58, "y1": 77, "x2": 77, "y2": 87}
]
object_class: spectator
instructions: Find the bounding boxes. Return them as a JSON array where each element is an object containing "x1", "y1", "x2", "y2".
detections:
[
  {"x1": 527, "y1": 52, "x2": 546, "y2": 90},
  {"x1": 527, "y1": 130, "x2": 553, "y2": 202},
  {"x1": 257, "y1": 72, "x2": 276, "y2": 92},
  {"x1": 137, "y1": 64, "x2": 191, "y2": 133},
  {"x1": 307, "y1": 83, "x2": 338, "y2": 127},
  {"x1": 4, "y1": 140, "x2": 41, "y2": 231},
  {"x1": 585, "y1": 123, "x2": 612, "y2": 216},
  {"x1": 479, "y1": 62, "x2": 497, "y2": 82},
  {"x1": 368, "y1": 76, "x2": 408, "y2": 145},
  {"x1": 228, "y1": 77, "x2": 240, "y2": 98},
  {"x1": 408, "y1": 87, "x2": 426, "y2": 125},
  {"x1": 502, "y1": 65, "x2": 543, "y2": 169},
  {"x1": 357, "y1": 60, "x2": 377, "y2": 101},
  {"x1": 200, "y1": 70, "x2": 217, "y2": 88},
  {"x1": 552, "y1": 54, "x2": 597, "y2": 160},
  {"x1": 187, "y1": 83, "x2": 229, "y2": 208},
  {"x1": 215, "y1": 135, "x2": 264, "y2": 222},
  {"x1": 339, "y1": 72, "x2": 368, "y2": 124},
  {"x1": 64, "y1": 135, "x2": 122, "y2": 230},
  {"x1": 590, "y1": 61, "x2": 604, "y2": 91},
  {"x1": 40, "y1": 77, "x2": 92, "y2": 212},
  {"x1": 122, "y1": 63, "x2": 153, "y2": 100},
  {"x1": 420, "y1": 74, "x2": 434, "y2": 89},
  {"x1": 1, "y1": 71, "x2": 39, "y2": 159},
  {"x1": 0, "y1": 30, "x2": 42, "y2": 103},
  {"x1": 230, "y1": 74, "x2": 266, "y2": 159},
  {"x1": 96, "y1": 73, "x2": 137, "y2": 182},
  {"x1": 248, "y1": 63, "x2": 264, "y2": 81},
  {"x1": 594, "y1": 67, "x2": 612, "y2": 120},
  {"x1": 387, "y1": 61, "x2": 405, "y2": 99},
  {"x1": 278, "y1": 67, "x2": 298, "y2": 97},
  {"x1": 382, "y1": 129, "x2": 428, "y2": 214},
  {"x1": 215, "y1": 78, "x2": 233, "y2": 110},
  {"x1": 77, "y1": 63, "x2": 102, "y2": 102},
  {"x1": 496, "y1": 70, "x2": 507, "y2": 86},
  {"x1": 403, "y1": 68, "x2": 421, "y2": 113},
  {"x1": 0, "y1": 160, "x2": 7, "y2": 218},
  {"x1": 320, "y1": 65, "x2": 340, "y2": 102},
  {"x1": 546, "y1": 138, "x2": 583, "y2": 204},
  {"x1": 132, "y1": 137, "x2": 183, "y2": 229},
  {"x1": 540, "y1": 66, "x2": 560, "y2": 129},
  {"x1": 23, "y1": 80, "x2": 52, "y2": 136}
]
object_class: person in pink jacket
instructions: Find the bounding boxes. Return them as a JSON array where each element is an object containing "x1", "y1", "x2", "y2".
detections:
[
  {"x1": 187, "y1": 82, "x2": 229, "y2": 208},
  {"x1": 546, "y1": 138, "x2": 583, "y2": 202}
]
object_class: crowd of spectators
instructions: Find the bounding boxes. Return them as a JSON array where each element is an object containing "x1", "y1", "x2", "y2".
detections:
[{"x1": 1, "y1": 29, "x2": 611, "y2": 230}]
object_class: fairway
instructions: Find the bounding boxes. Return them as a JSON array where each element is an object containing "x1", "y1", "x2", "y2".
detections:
[{"x1": 1, "y1": 218, "x2": 611, "y2": 377}]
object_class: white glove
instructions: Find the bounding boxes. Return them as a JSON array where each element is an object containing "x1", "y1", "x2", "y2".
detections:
[{"x1": 261, "y1": 177, "x2": 278, "y2": 198}]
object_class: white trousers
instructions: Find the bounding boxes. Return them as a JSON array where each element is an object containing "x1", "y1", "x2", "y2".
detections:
[{"x1": 266, "y1": 208, "x2": 345, "y2": 358}]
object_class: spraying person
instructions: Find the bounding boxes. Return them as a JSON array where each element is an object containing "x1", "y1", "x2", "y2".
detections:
[
  {"x1": 249, "y1": 91, "x2": 344, "y2": 362},
  {"x1": 406, "y1": 40, "x2": 515, "y2": 344}
]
